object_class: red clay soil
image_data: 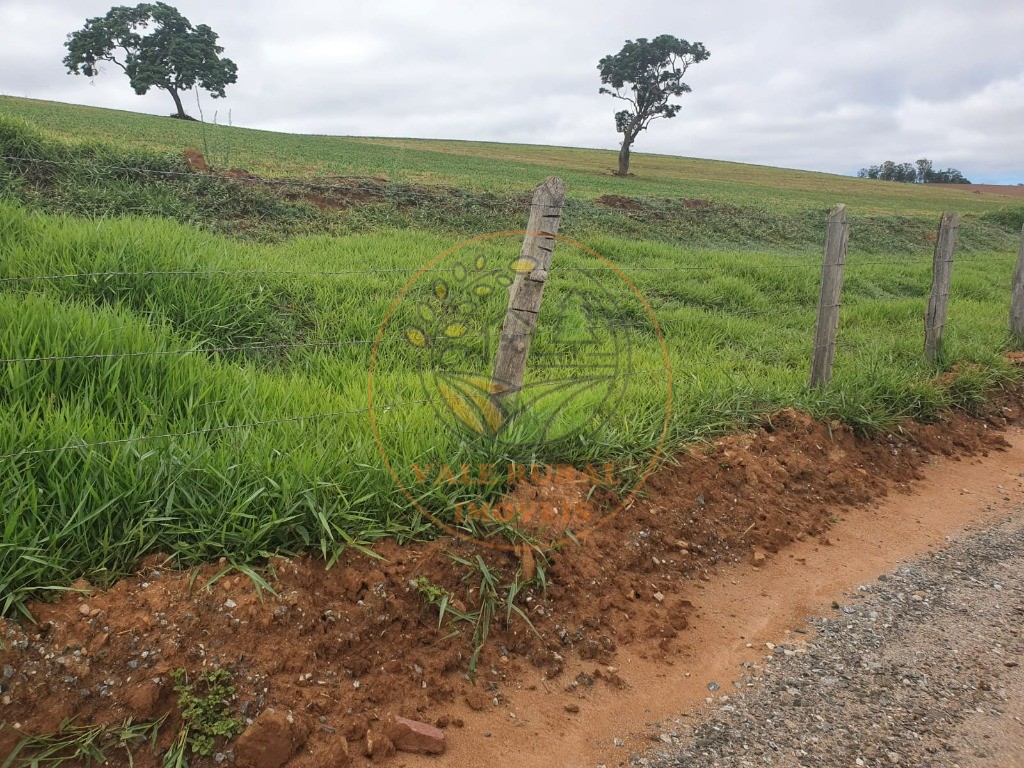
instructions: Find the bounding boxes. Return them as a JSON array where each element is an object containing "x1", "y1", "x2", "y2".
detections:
[
  {"x1": 1, "y1": 393, "x2": 1021, "y2": 767},
  {"x1": 930, "y1": 183, "x2": 1024, "y2": 197},
  {"x1": 595, "y1": 194, "x2": 643, "y2": 211},
  {"x1": 595, "y1": 195, "x2": 717, "y2": 211}
]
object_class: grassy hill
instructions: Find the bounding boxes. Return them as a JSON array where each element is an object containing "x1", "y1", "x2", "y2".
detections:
[
  {"x1": 1, "y1": 96, "x2": 1022, "y2": 617},
  {"x1": 3, "y1": 95, "x2": 1022, "y2": 216}
]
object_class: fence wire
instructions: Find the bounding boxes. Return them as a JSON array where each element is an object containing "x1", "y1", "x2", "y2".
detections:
[
  {"x1": 1, "y1": 154, "x2": 529, "y2": 208},
  {"x1": 0, "y1": 366, "x2": 670, "y2": 461},
  {"x1": 0, "y1": 255, "x2": 1010, "y2": 288},
  {"x1": 0, "y1": 304, "x2": 856, "y2": 367},
  {"x1": 7, "y1": 153, "x2": 1015, "y2": 232}
]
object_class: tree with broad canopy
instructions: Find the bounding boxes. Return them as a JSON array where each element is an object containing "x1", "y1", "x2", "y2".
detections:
[
  {"x1": 598, "y1": 35, "x2": 710, "y2": 177},
  {"x1": 64, "y1": 2, "x2": 237, "y2": 120}
]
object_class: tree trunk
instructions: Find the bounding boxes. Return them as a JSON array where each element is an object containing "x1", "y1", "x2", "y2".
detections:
[
  {"x1": 167, "y1": 87, "x2": 187, "y2": 119},
  {"x1": 617, "y1": 140, "x2": 632, "y2": 176}
]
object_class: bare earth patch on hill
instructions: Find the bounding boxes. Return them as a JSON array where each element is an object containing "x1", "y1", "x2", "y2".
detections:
[{"x1": 932, "y1": 183, "x2": 1024, "y2": 198}]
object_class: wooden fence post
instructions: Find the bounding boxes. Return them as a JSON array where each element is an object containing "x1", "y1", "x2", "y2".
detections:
[
  {"x1": 924, "y1": 211, "x2": 959, "y2": 363},
  {"x1": 491, "y1": 176, "x2": 567, "y2": 401},
  {"x1": 809, "y1": 204, "x2": 849, "y2": 389},
  {"x1": 1010, "y1": 224, "x2": 1024, "y2": 340}
]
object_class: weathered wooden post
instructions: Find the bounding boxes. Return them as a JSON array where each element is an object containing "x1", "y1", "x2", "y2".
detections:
[
  {"x1": 924, "y1": 211, "x2": 959, "y2": 363},
  {"x1": 1010, "y1": 224, "x2": 1024, "y2": 340},
  {"x1": 491, "y1": 176, "x2": 567, "y2": 402},
  {"x1": 809, "y1": 204, "x2": 850, "y2": 389}
]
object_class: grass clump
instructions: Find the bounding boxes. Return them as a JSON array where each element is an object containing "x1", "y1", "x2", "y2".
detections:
[
  {"x1": 1, "y1": 198, "x2": 1022, "y2": 616},
  {"x1": 980, "y1": 205, "x2": 1024, "y2": 234},
  {"x1": 1, "y1": 718, "x2": 164, "y2": 768}
]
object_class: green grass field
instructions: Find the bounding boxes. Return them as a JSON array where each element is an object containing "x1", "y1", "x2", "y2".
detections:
[
  {"x1": 1, "y1": 96, "x2": 1023, "y2": 618},
  {"x1": 4, "y1": 95, "x2": 1024, "y2": 216}
]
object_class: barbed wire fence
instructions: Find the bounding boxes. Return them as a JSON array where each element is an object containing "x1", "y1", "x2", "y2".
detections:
[{"x1": 1, "y1": 155, "x2": 1024, "y2": 470}]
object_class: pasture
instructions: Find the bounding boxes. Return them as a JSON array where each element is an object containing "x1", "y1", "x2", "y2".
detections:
[{"x1": 0, "y1": 96, "x2": 1022, "y2": 618}]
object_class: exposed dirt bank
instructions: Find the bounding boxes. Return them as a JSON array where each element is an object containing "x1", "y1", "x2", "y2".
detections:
[{"x1": 1, "y1": 394, "x2": 1022, "y2": 767}]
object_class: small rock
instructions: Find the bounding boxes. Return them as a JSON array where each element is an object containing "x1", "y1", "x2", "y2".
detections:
[
  {"x1": 224, "y1": 599, "x2": 237, "y2": 609},
  {"x1": 78, "y1": 604, "x2": 91, "y2": 617},
  {"x1": 385, "y1": 716, "x2": 445, "y2": 755},
  {"x1": 564, "y1": 703, "x2": 580, "y2": 713},
  {"x1": 234, "y1": 711, "x2": 301, "y2": 768},
  {"x1": 752, "y1": 550, "x2": 767, "y2": 567}
]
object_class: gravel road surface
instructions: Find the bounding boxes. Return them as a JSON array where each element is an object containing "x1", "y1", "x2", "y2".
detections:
[{"x1": 640, "y1": 508, "x2": 1024, "y2": 768}]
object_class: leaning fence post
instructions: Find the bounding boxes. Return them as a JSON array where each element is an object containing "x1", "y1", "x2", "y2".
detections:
[
  {"x1": 924, "y1": 211, "x2": 959, "y2": 363},
  {"x1": 809, "y1": 204, "x2": 849, "y2": 389},
  {"x1": 1010, "y1": 224, "x2": 1024, "y2": 341},
  {"x1": 491, "y1": 176, "x2": 567, "y2": 402}
]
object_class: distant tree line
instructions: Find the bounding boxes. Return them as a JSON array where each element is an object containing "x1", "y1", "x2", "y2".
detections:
[{"x1": 858, "y1": 158, "x2": 970, "y2": 184}]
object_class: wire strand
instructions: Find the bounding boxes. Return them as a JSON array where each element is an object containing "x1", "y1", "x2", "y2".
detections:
[
  {"x1": 3, "y1": 252, "x2": 1011, "y2": 287},
  {"x1": 0, "y1": 366, "x2": 670, "y2": 461}
]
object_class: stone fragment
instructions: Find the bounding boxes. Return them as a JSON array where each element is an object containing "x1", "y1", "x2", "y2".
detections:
[{"x1": 385, "y1": 716, "x2": 446, "y2": 754}]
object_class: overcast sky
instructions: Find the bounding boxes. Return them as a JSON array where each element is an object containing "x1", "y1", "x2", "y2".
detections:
[{"x1": 2, "y1": 0, "x2": 1022, "y2": 183}]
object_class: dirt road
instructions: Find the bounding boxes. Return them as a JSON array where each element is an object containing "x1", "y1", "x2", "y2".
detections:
[
  {"x1": 2, "y1": 425, "x2": 1022, "y2": 767},
  {"x1": 405, "y1": 427, "x2": 1024, "y2": 768}
]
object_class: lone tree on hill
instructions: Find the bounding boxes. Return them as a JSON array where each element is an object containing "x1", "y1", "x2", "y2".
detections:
[
  {"x1": 63, "y1": 3, "x2": 237, "y2": 120},
  {"x1": 598, "y1": 35, "x2": 710, "y2": 176}
]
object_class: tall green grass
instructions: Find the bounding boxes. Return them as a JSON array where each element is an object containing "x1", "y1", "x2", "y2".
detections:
[
  {"x1": 1, "y1": 198, "x2": 1020, "y2": 617},
  {"x1": 1, "y1": 101, "x2": 1022, "y2": 618}
]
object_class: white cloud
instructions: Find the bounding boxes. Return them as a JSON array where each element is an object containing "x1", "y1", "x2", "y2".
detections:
[{"x1": 1, "y1": 0, "x2": 1022, "y2": 182}]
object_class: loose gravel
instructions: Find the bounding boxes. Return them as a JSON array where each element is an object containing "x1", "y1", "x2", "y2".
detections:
[{"x1": 640, "y1": 508, "x2": 1024, "y2": 768}]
